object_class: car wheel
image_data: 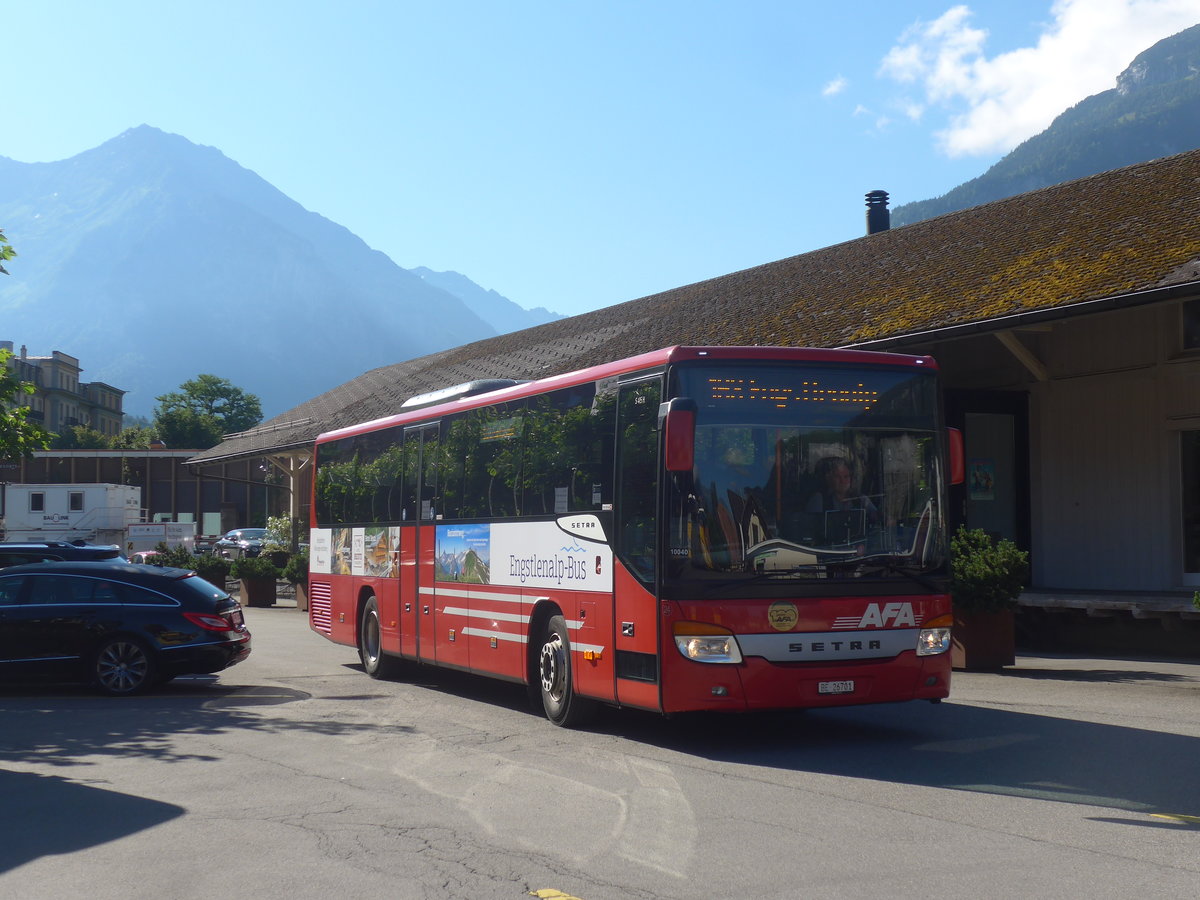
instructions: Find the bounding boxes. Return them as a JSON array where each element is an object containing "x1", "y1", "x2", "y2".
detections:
[
  {"x1": 93, "y1": 636, "x2": 156, "y2": 696},
  {"x1": 359, "y1": 596, "x2": 401, "y2": 679},
  {"x1": 537, "y1": 614, "x2": 596, "y2": 727}
]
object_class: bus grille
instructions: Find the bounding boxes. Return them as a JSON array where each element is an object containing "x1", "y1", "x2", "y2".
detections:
[{"x1": 309, "y1": 581, "x2": 333, "y2": 634}]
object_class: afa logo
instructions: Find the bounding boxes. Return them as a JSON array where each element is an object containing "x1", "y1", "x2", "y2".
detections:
[{"x1": 832, "y1": 602, "x2": 918, "y2": 630}]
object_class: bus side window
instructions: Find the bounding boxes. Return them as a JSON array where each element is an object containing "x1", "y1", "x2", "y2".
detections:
[
  {"x1": 520, "y1": 383, "x2": 614, "y2": 515},
  {"x1": 421, "y1": 426, "x2": 439, "y2": 520},
  {"x1": 401, "y1": 430, "x2": 421, "y2": 522},
  {"x1": 439, "y1": 414, "x2": 469, "y2": 520},
  {"x1": 359, "y1": 425, "x2": 404, "y2": 523},
  {"x1": 459, "y1": 402, "x2": 523, "y2": 519}
]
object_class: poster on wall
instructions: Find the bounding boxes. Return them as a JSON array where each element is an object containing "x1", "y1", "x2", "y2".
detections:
[{"x1": 969, "y1": 459, "x2": 996, "y2": 501}]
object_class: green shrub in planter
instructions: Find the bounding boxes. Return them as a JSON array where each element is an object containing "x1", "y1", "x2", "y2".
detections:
[
  {"x1": 230, "y1": 555, "x2": 282, "y2": 581},
  {"x1": 262, "y1": 514, "x2": 293, "y2": 554},
  {"x1": 950, "y1": 526, "x2": 1029, "y2": 613},
  {"x1": 282, "y1": 551, "x2": 309, "y2": 585},
  {"x1": 192, "y1": 554, "x2": 232, "y2": 586},
  {"x1": 147, "y1": 542, "x2": 196, "y2": 569}
]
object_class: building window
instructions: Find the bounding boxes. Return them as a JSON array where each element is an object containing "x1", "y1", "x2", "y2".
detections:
[
  {"x1": 29, "y1": 492, "x2": 44, "y2": 513},
  {"x1": 1183, "y1": 300, "x2": 1200, "y2": 352},
  {"x1": 69, "y1": 491, "x2": 85, "y2": 512}
]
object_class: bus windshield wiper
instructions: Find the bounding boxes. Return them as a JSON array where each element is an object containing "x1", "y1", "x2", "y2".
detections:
[
  {"x1": 692, "y1": 565, "x2": 828, "y2": 593},
  {"x1": 852, "y1": 553, "x2": 940, "y2": 592}
]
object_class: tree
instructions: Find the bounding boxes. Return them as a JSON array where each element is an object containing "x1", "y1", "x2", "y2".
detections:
[
  {"x1": 112, "y1": 425, "x2": 158, "y2": 449},
  {"x1": 1, "y1": 230, "x2": 50, "y2": 460},
  {"x1": 0, "y1": 228, "x2": 15, "y2": 275},
  {"x1": 51, "y1": 425, "x2": 112, "y2": 450},
  {"x1": 153, "y1": 407, "x2": 226, "y2": 450},
  {"x1": 1, "y1": 350, "x2": 52, "y2": 461},
  {"x1": 153, "y1": 375, "x2": 263, "y2": 450}
]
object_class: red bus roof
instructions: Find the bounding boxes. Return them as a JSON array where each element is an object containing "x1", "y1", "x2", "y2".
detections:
[{"x1": 315, "y1": 345, "x2": 938, "y2": 445}]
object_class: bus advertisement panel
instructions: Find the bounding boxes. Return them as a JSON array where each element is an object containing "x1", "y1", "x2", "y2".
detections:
[{"x1": 307, "y1": 345, "x2": 959, "y2": 726}]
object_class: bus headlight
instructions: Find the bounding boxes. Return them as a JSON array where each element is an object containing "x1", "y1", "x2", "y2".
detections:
[
  {"x1": 916, "y1": 615, "x2": 952, "y2": 656},
  {"x1": 673, "y1": 622, "x2": 743, "y2": 664}
]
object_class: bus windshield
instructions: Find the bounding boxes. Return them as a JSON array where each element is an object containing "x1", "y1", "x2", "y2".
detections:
[{"x1": 664, "y1": 363, "x2": 948, "y2": 590}]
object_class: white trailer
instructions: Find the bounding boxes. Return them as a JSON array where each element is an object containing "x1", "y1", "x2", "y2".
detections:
[
  {"x1": 126, "y1": 521, "x2": 197, "y2": 555},
  {"x1": 0, "y1": 483, "x2": 142, "y2": 546}
]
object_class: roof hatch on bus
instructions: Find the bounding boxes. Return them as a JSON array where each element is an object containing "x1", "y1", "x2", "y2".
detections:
[{"x1": 400, "y1": 379, "x2": 526, "y2": 411}]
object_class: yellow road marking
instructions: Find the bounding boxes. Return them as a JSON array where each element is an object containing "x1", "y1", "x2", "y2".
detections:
[
  {"x1": 530, "y1": 891, "x2": 585, "y2": 900},
  {"x1": 1150, "y1": 813, "x2": 1200, "y2": 826}
]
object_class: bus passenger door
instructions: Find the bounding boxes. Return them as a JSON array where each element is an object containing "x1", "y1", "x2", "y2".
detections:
[
  {"x1": 398, "y1": 427, "x2": 421, "y2": 659},
  {"x1": 397, "y1": 425, "x2": 441, "y2": 662},
  {"x1": 614, "y1": 376, "x2": 664, "y2": 711},
  {"x1": 413, "y1": 423, "x2": 444, "y2": 665}
]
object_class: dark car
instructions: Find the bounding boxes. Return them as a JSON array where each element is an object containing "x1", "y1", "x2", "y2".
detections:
[
  {"x1": 0, "y1": 541, "x2": 124, "y2": 570},
  {"x1": 0, "y1": 561, "x2": 251, "y2": 695},
  {"x1": 213, "y1": 528, "x2": 266, "y2": 559}
]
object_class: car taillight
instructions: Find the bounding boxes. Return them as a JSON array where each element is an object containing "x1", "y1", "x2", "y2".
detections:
[{"x1": 183, "y1": 611, "x2": 238, "y2": 632}]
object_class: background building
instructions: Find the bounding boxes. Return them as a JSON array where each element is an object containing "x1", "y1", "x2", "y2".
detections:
[{"x1": 1, "y1": 341, "x2": 125, "y2": 438}]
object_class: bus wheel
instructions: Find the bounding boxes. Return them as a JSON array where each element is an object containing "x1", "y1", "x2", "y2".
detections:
[
  {"x1": 538, "y1": 615, "x2": 595, "y2": 727},
  {"x1": 359, "y1": 596, "x2": 400, "y2": 679}
]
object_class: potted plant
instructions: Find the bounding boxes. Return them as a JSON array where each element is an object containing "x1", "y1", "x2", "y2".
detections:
[
  {"x1": 261, "y1": 514, "x2": 293, "y2": 568},
  {"x1": 282, "y1": 550, "x2": 309, "y2": 612},
  {"x1": 231, "y1": 554, "x2": 281, "y2": 608},
  {"x1": 191, "y1": 553, "x2": 232, "y2": 589},
  {"x1": 950, "y1": 526, "x2": 1029, "y2": 670},
  {"x1": 143, "y1": 543, "x2": 232, "y2": 590}
]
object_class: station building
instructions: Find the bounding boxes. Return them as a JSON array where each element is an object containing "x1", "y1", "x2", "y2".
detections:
[{"x1": 188, "y1": 150, "x2": 1200, "y2": 640}]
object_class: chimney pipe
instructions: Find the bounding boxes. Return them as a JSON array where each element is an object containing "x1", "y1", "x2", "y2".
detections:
[{"x1": 865, "y1": 190, "x2": 890, "y2": 235}]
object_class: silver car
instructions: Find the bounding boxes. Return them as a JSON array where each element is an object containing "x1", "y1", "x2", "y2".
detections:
[{"x1": 212, "y1": 528, "x2": 266, "y2": 559}]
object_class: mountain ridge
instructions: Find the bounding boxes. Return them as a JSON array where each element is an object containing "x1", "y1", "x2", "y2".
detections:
[
  {"x1": 0, "y1": 126, "x2": 555, "y2": 417},
  {"x1": 893, "y1": 23, "x2": 1200, "y2": 226}
]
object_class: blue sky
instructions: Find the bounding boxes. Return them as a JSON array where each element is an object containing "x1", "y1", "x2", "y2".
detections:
[{"x1": 4, "y1": 1, "x2": 1198, "y2": 317}]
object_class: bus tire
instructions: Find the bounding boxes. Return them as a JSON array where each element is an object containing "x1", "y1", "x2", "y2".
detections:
[
  {"x1": 538, "y1": 615, "x2": 596, "y2": 727},
  {"x1": 359, "y1": 596, "x2": 400, "y2": 679}
]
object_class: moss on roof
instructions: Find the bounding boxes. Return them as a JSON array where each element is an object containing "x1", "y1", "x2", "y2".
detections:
[{"x1": 191, "y1": 148, "x2": 1200, "y2": 464}]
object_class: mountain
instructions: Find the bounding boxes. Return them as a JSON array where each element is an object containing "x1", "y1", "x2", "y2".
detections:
[
  {"x1": 412, "y1": 267, "x2": 563, "y2": 334},
  {"x1": 0, "y1": 126, "x2": 547, "y2": 418},
  {"x1": 893, "y1": 23, "x2": 1200, "y2": 226}
]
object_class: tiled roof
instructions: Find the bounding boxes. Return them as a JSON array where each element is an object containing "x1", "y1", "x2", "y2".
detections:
[{"x1": 189, "y1": 148, "x2": 1200, "y2": 465}]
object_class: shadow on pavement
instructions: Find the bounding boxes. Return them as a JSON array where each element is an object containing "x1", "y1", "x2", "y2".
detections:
[
  {"x1": 0, "y1": 770, "x2": 184, "y2": 874},
  {"x1": 606, "y1": 696, "x2": 1200, "y2": 822}
]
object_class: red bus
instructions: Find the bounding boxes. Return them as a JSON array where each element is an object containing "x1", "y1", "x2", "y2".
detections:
[{"x1": 307, "y1": 345, "x2": 963, "y2": 726}]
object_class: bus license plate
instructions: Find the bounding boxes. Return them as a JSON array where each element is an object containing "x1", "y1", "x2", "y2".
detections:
[{"x1": 818, "y1": 680, "x2": 855, "y2": 695}]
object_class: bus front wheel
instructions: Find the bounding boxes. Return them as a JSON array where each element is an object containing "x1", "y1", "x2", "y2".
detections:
[{"x1": 538, "y1": 615, "x2": 595, "y2": 727}]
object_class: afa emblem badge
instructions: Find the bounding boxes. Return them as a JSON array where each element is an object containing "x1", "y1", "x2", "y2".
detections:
[{"x1": 767, "y1": 601, "x2": 799, "y2": 632}]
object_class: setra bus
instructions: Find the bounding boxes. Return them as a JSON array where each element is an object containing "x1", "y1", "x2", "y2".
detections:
[{"x1": 306, "y1": 345, "x2": 964, "y2": 726}]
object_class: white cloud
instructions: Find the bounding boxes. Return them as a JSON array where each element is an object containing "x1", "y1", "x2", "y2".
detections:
[
  {"x1": 823, "y1": 76, "x2": 849, "y2": 97},
  {"x1": 879, "y1": 0, "x2": 1200, "y2": 157}
]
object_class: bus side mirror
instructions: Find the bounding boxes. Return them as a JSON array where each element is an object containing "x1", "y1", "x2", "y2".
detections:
[
  {"x1": 948, "y1": 427, "x2": 965, "y2": 485},
  {"x1": 660, "y1": 398, "x2": 697, "y2": 473}
]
